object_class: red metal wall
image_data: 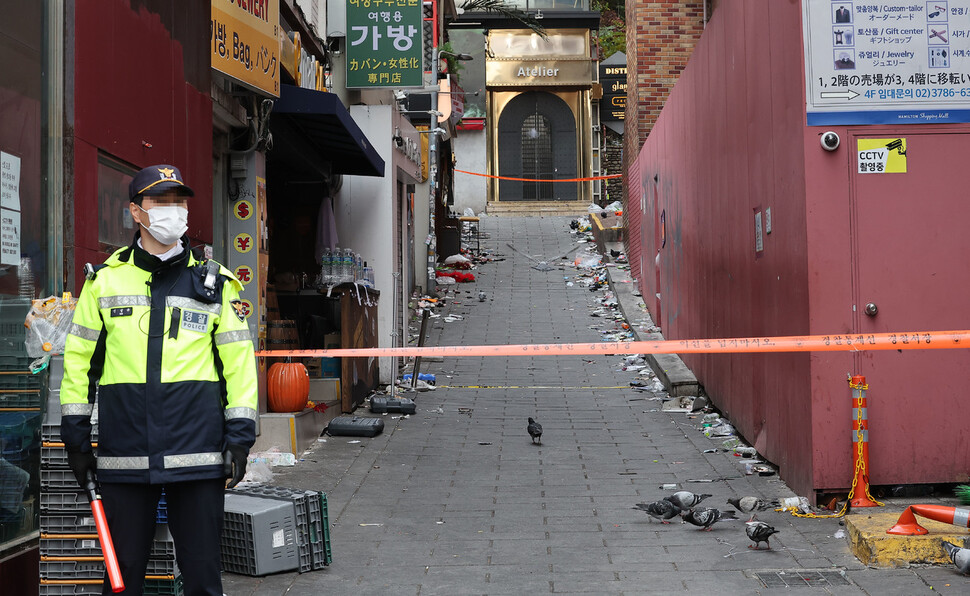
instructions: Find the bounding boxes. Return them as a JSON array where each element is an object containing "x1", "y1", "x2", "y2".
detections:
[
  {"x1": 71, "y1": 0, "x2": 212, "y2": 289},
  {"x1": 632, "y1": 1, "x2": 970, "y2": 497},
  {"x1": 632, "y1": 1, "x2": 816, "y2": 495}
]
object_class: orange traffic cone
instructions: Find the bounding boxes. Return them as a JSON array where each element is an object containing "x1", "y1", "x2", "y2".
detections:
[{"x1": 887, "y1": 504, "x2": 970, "y2": 536}]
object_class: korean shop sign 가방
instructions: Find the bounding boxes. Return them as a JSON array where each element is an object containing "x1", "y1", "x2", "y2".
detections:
[{"x1": 346, "y1": 0, "x2": 423, "y2": 88}]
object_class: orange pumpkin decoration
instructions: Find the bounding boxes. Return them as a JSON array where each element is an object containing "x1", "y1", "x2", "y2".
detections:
[{"x1": 267, "y1": 361, "x2": 310, "y2": 412}]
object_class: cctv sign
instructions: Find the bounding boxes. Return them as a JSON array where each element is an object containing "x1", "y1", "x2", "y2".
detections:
[{"x1": 857, "y1": 138, "x2": 908, "y2": 173}]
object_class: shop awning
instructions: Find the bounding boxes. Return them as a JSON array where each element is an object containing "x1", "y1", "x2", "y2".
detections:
[{"x1": 271, "y1": 84, "x2": 385, "y2": 177}]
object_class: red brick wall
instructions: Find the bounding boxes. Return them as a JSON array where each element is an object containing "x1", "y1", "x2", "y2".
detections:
[{"x1": 623, "y1": 1, "x2": 706, "y2": 266}]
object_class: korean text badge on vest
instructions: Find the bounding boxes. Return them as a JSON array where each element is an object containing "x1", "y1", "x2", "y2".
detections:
[
  {"x1": 110, "y1": 307, "x2": 133, "y2": 317},
  {"x1": 181, "y1": 310, "x2": 209, "y2": 333}
]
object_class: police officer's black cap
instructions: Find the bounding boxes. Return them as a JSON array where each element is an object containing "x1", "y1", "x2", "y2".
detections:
[{"x1": 129, "y1": 164, "x2": 195, "y2": 201}]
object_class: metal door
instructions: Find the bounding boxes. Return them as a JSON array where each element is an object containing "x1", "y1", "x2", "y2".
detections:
[
  {"x1": 497, "y1": 91, "x2": 577, "y2": 201},
  {"x1": 850, "y1": 131, "x2": 970, "y2": 485}
]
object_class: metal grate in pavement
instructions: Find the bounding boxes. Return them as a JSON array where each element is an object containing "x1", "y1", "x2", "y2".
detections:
[{"x1": 754, "y1": 570, "x2": 851, "y2": 588}]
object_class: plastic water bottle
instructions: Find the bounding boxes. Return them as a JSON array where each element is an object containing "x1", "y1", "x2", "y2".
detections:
[
  {"x1": 355, "y1": 253, "x2": 363, "y2": 282},
  {"x1": 342, "y1": 248, "x2": 353, "y2": 282},
  {"x1": 363, "y1": 262, "x2": 374, "y2": 288},
  {"x1": 321, "y1": 248, "x2": 332, "y2": 278}
]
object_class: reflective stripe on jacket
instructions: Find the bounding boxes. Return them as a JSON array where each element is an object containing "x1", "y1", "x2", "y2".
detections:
[{"x1": 60, "y1": 237, "x2": 258, "y2": 484}]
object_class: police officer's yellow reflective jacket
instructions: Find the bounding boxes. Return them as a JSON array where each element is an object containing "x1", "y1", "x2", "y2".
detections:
[{"x1": 60, "y1": 237, "x2": 258, "y2": 484}]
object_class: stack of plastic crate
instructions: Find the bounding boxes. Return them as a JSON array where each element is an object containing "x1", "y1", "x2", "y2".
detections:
[
  {"x1": 221, "y1": 492, "x2": 301, "y2": 576},
  {"x1": 226, "y1": 485, "x2": 332, "y2": 572},
  {"x1": 38, "y1": 358, "x2": 182, "y2": 595}
]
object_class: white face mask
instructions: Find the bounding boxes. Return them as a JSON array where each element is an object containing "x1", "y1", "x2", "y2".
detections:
[{"x1": 139, "y1": 205, "x2": 188, "y2": 246}]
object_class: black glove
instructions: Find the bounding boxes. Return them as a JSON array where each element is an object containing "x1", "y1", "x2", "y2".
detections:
[
  {"x1": 66, "y1": 448, "x2": 97, "y2": 489},
  {"x1": 223, "y1": 444, "x2": 249, "y2": 488}
]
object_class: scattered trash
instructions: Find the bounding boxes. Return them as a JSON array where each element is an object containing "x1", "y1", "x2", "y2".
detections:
[
  {"x1": 239, "y1": 461, "x2": 273, "y2": 484},
  {"x1": 248, "y1": 448, "x2": 297, "y2": 467},
  {"x1": 443, "y1": 254, "x2": 472, "y2": 267},
  {"x1": 402, "y1": 373, "x2": 436, "y2": 384},
  {"x1": 661, "y1": 396, "x2": 694, "y2": 412},
  {"x1": 660, "y1": 484, "x2": 678, "y2": 490},
  {"x1": 834, "y1": 528, "x2": 846, "y2": 539}
]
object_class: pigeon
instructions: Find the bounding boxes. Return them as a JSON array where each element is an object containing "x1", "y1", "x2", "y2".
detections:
[
  {"x1": 610, "y1": 249, "x2": 622, "y2": 258},
  {"x1": 664, "y1": 491, "x2": 712, "y2": 510},
  {"x1": 478, "y1": 291, "x2": 486, "y2": 302},
  {"x1": 681, "y1": 507, "x2": 737, "y2": 531},
  {"x1": 727, "y1": 496, "x2": 779, "y2": 521},
  {"x1": 527, "y1": 417, "x2": 542, "y2": 444},
  {"x1": 745, "y1": 520, "x2": 779, "y2": 549},
  {"x1": 633, "y1": 499, "x2": 682, "y2": 524},
  {"x1": 941, "y1": 540, "x2": 970, "y2": 575}
]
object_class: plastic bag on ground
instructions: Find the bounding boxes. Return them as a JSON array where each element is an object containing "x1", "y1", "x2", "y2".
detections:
[
  {"x1": 574, "y1": 254, "x2": 603, "y2": 269},
  {"x1": 443, "y1": 254, "x2": 472, "y2": 266}
]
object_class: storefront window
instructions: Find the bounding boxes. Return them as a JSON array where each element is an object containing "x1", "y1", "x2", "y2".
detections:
[
  {"x1": 97, "y1": 155, "x2": 137, "y2": 251},
  {"x1": 1, "y1": 0, "x2": 47, "y2": 556}
]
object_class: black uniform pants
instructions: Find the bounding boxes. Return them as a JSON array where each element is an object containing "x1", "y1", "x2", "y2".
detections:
[{"x1": 99, "y1": 478, "x2": 225, "y2": 596}]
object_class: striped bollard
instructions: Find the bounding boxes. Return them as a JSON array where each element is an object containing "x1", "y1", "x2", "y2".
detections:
[{"x1": 849, "y1": 375, "x2": 880, "y2": 507}]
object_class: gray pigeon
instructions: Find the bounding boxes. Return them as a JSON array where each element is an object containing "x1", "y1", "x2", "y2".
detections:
[
  {"x1": 745, "y1": 520, "x2": 779, "y2": 549},
  {"x1": 527, "y1": 417, "x2": 542, "y2": 444},
  {"x1": 633, "y1": 499, "x2": 682, "y2": 524},
  {"x1": 727, "y1": 496, "x2": 779, "y2": 521},
  {"x1": 941, "y1": 540, "x2": 970, "y2": 575},
  {"x1": 681, "y1": 507, "x2": 737, "y2": 531},
  {"x1": 665, "y1": 491, "x2": 712, "y2": 510}
]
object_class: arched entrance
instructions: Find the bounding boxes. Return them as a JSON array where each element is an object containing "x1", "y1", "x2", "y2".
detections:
[{"x1": 497, "y1": 91, "x2": 577, "y2": 201}]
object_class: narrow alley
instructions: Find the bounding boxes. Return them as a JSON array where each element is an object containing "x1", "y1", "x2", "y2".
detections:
[{"x1": 224, "y1": 216, "x2": 965, "y2": 595}]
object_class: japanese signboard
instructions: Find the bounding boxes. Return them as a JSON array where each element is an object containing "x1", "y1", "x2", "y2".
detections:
[
  {"x1": 803, "y1": 0, "x2": 970, "y2": 124},
  {"x1": 346, "y1": 0, "x2": 423, "y2": 88},
  {"x1": 211, "y1": 0, "x2": 280, "y2": 97},
  {"x1": 600, "y1": 64, "x2": 627, "y2": 121}
]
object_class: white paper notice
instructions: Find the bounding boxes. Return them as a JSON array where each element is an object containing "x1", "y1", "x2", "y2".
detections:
[
  {"x1": 1, "y1": 208, "x2": 21, "y2": 266},
  {"x1": 0, "y1": 152, "x2": 21, "y2": 211},
  {"x1": 272, "y1": 528, "x2": 285, "y2": 548}
]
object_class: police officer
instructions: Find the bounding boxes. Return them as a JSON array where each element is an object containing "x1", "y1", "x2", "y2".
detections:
[{"x1": 60, "y1": 164, "x2": 258, "y2": 595}]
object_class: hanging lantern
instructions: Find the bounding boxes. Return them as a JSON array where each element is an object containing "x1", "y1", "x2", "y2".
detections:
[{"x1": 267, "y1": 361, "x2": 310, "y2": 413}]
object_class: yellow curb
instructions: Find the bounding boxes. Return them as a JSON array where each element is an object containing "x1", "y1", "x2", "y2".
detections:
[{"x1": 845, "y1": 510, "x2": 970, "y2": 568}]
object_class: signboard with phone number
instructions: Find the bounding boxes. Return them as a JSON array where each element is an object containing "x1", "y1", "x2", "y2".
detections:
[{"x1": 804, "y1": 0, "x2": 970, "y2": 125}]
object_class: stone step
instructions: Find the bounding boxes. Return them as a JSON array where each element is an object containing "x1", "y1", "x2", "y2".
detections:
[{"x1": 484, "y1": 200, "x2": 592, "y2": 217}]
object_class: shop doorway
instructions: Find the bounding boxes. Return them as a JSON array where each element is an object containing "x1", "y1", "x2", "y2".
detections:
[{"x1": 497, "y1": 91, "x2": 577, "y2": 201}]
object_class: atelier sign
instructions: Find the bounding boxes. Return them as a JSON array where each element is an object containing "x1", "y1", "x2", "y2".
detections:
[{"x1": 487, "y1": 59, "x2": 592, "y2": 87}]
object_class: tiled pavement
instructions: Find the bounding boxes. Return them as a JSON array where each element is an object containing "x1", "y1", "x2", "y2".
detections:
[{"x1": 223, "y1": 216, "x2": 966, "y2": 595}]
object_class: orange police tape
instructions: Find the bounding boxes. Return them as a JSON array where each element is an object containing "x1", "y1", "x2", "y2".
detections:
[
  {"x1": 255, "y1": 329, "x2": 970, "y2": 359},
  {"x1": 453, "y1": 169, "x2": 622, "y2": 182}
]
